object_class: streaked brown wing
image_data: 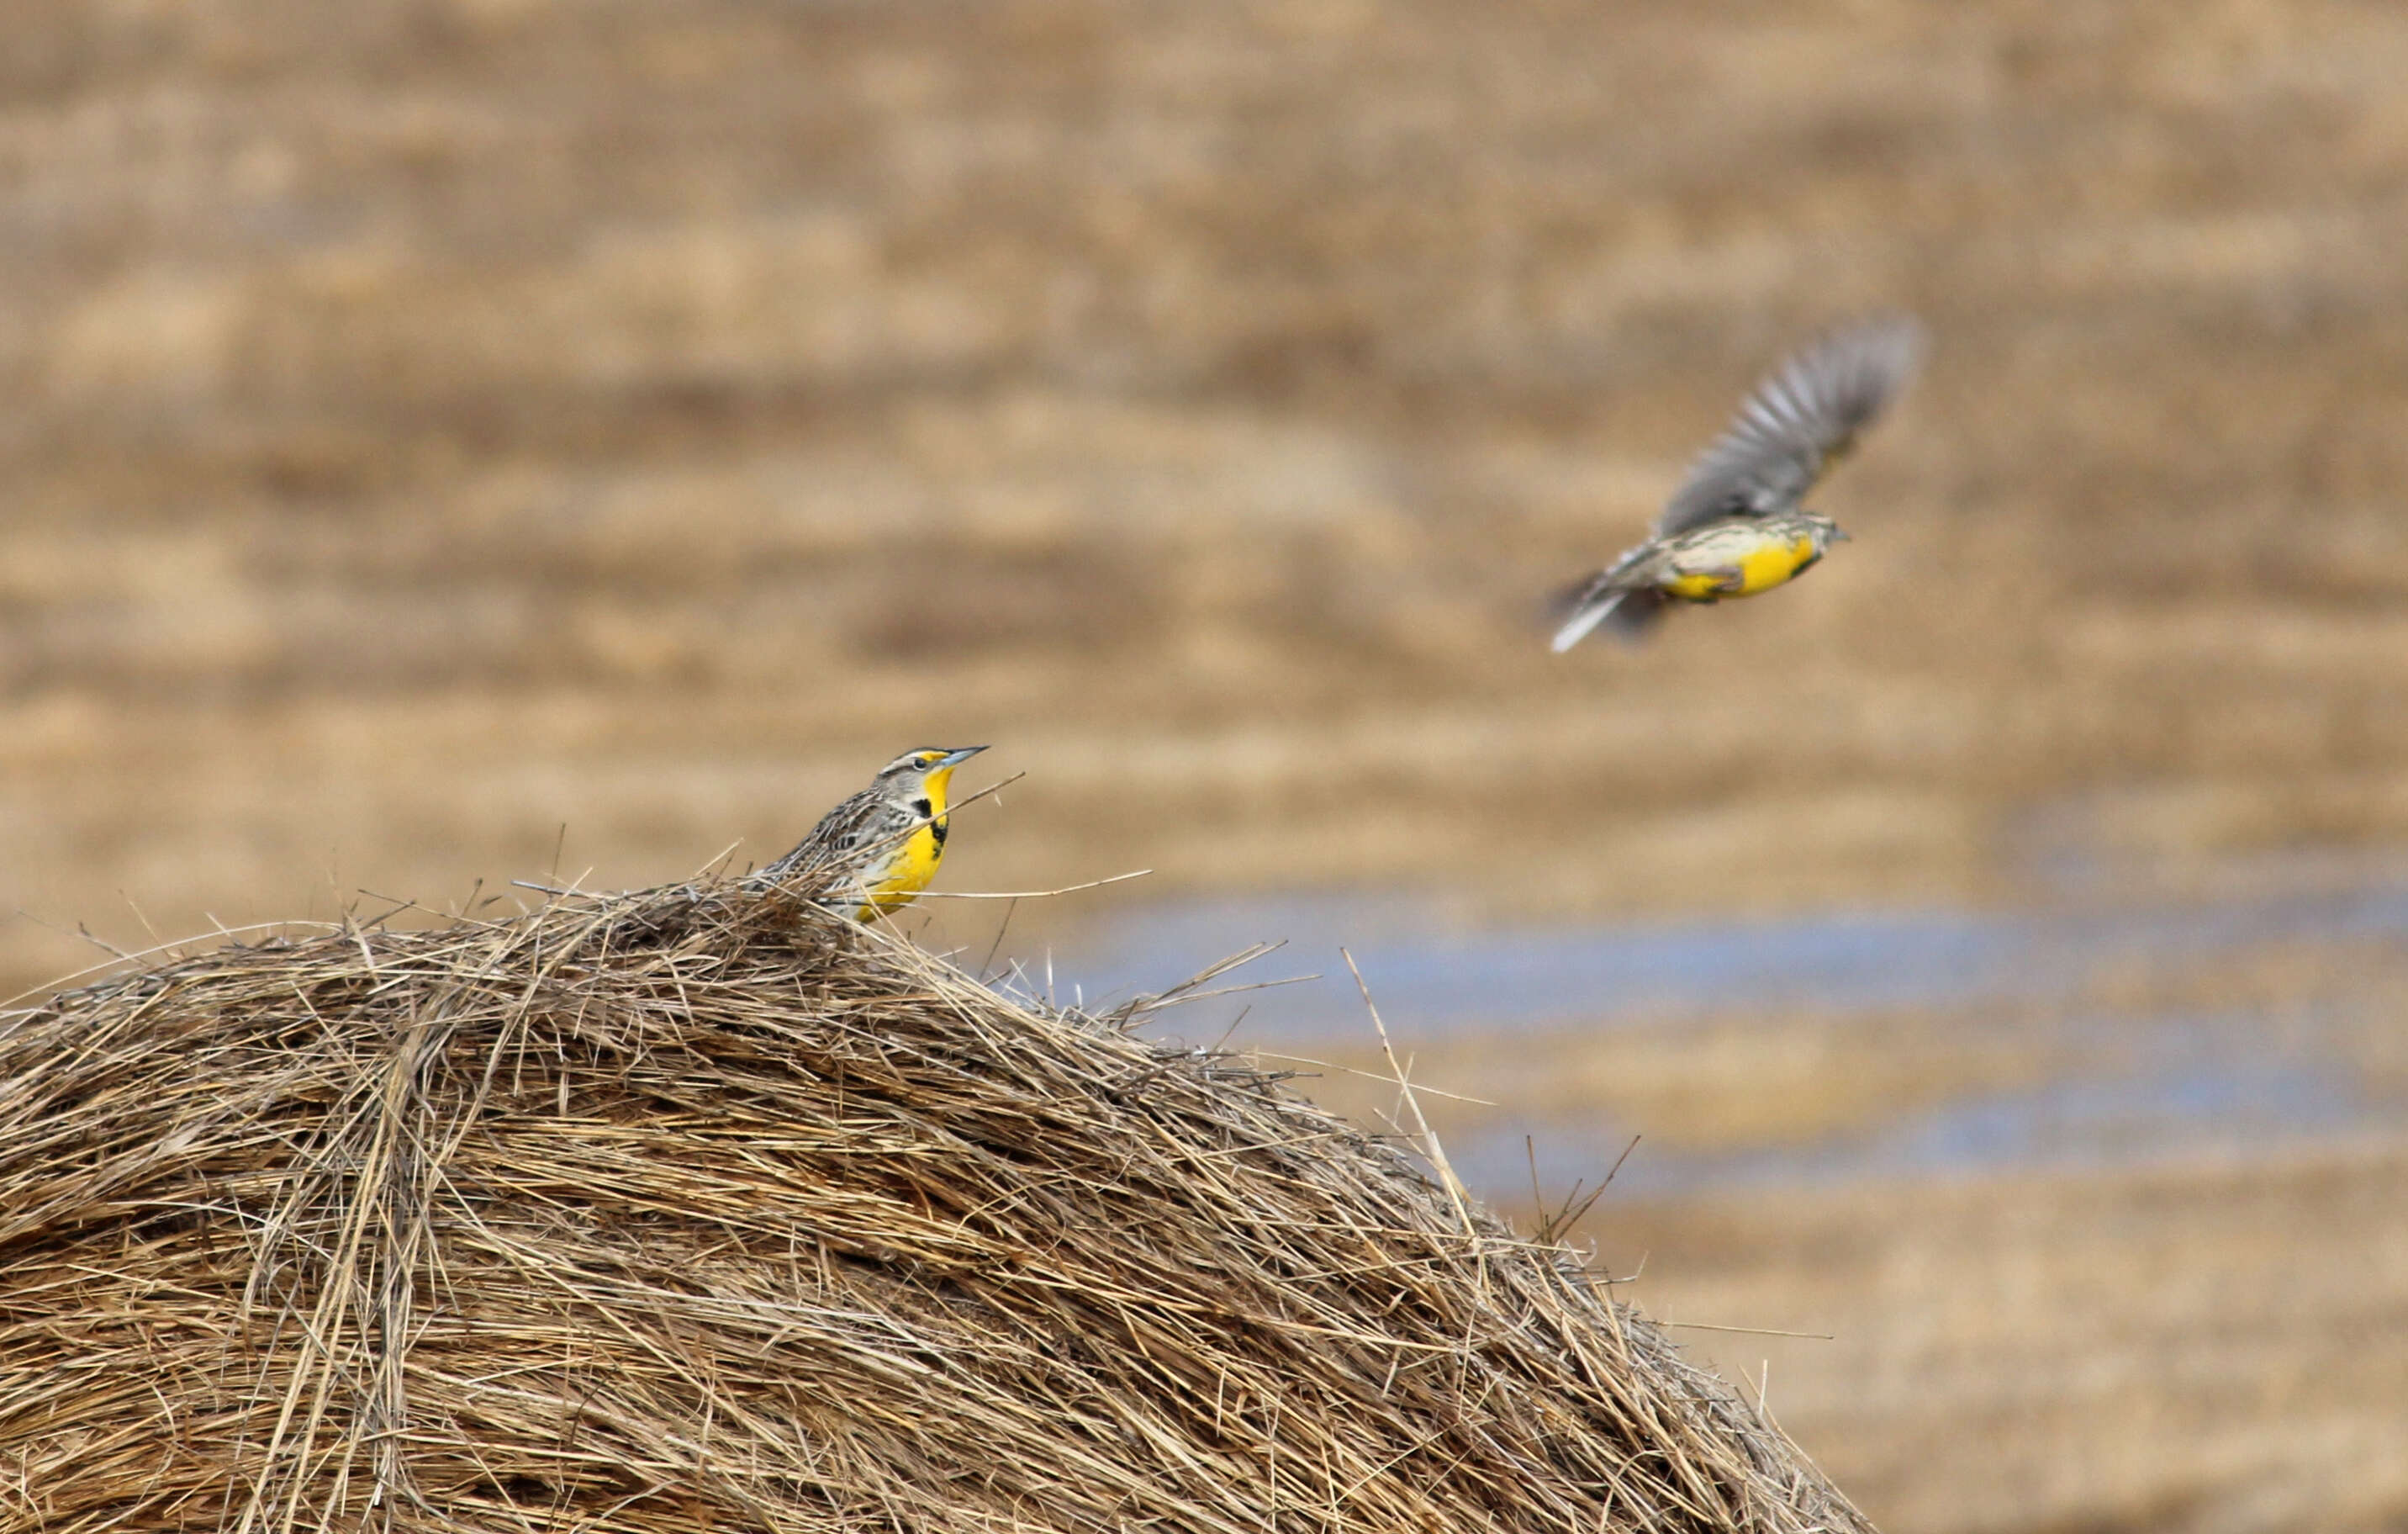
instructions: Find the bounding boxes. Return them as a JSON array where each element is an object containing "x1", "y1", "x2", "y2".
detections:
[{"x1": 763, "y1": 787, "x2": 886, "y2": 881}]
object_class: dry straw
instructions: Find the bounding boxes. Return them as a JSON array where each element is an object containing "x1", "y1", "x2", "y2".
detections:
[{"x1": 0, "y1": 870, "x2": 1872, "y2": 1534}]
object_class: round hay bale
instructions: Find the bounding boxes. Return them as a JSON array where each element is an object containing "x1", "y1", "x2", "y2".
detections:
[{"x1": 0, "y1": 883, "x2": 1872, "y2": 1534}]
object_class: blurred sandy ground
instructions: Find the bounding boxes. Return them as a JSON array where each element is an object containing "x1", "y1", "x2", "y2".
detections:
[{"x1": 4, "y1": 2, "x2": 2408, "y2": 1530}]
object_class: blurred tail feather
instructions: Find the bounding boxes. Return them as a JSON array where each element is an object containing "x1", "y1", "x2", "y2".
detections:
[{"x1": 1551, "y1": 583, "x2": 1665, "y2": 651}]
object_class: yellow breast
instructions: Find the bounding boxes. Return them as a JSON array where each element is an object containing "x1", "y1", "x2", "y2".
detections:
[
  {"x1": 1661, "y1": 529, "x2": 1819, "y2": 602},
  {"x1": 1735, "y1": 533, "x2": 1819, "y2": 595},
  {"x1": 859, "y1": 823, "x2": 945, "y2": 918},
  {"x1": 854, "y1": 764, "x2": 958, "y2": 920}
]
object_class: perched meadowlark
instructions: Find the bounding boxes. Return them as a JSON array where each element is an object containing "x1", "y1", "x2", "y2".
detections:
[
  {"x1": 757, "y1": 746, "x2": 988, "y2": 920},
  {"x1": 1550, "y1": 315, "x2": 1924, "y2": 651}
]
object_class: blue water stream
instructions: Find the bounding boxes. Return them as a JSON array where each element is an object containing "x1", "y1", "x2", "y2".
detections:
[{"x1": 1008, "y1": 879, "x2": 2408, "y2": 1195}]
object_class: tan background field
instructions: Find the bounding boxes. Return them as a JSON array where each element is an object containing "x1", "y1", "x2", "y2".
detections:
[{"x1": 4, "y1": 3, "x2": 2407, "y2": 1531}]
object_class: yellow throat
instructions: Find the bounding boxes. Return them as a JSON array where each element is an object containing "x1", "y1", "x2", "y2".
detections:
[{"x1": 859, "y1": 763, "x2": 959, "y2": 918}]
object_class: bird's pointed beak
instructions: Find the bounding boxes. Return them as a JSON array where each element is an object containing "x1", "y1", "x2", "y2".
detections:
[
  {"x1": 939, "y1": 746, "x2": 990, "y2": 768},
  {"x1": 1830, "y1": 526, "x2": 1853, "y2": 542}
]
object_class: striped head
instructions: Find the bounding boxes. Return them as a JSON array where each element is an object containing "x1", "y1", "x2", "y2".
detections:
[
  {"x1": 874, "y1": 745, "x2": 988, "y2": 821},
  {"x1": 1793, "y1": 510, "x2": 1851, "y2": 566}
]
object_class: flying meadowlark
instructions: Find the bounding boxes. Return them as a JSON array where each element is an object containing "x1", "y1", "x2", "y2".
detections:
[
  {"x1": 756, "y1": 746, "x2": 988, "y2": 920},
  {"x1": 1550, "y1": 315, "x2": 1924, "y2": 651}
]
